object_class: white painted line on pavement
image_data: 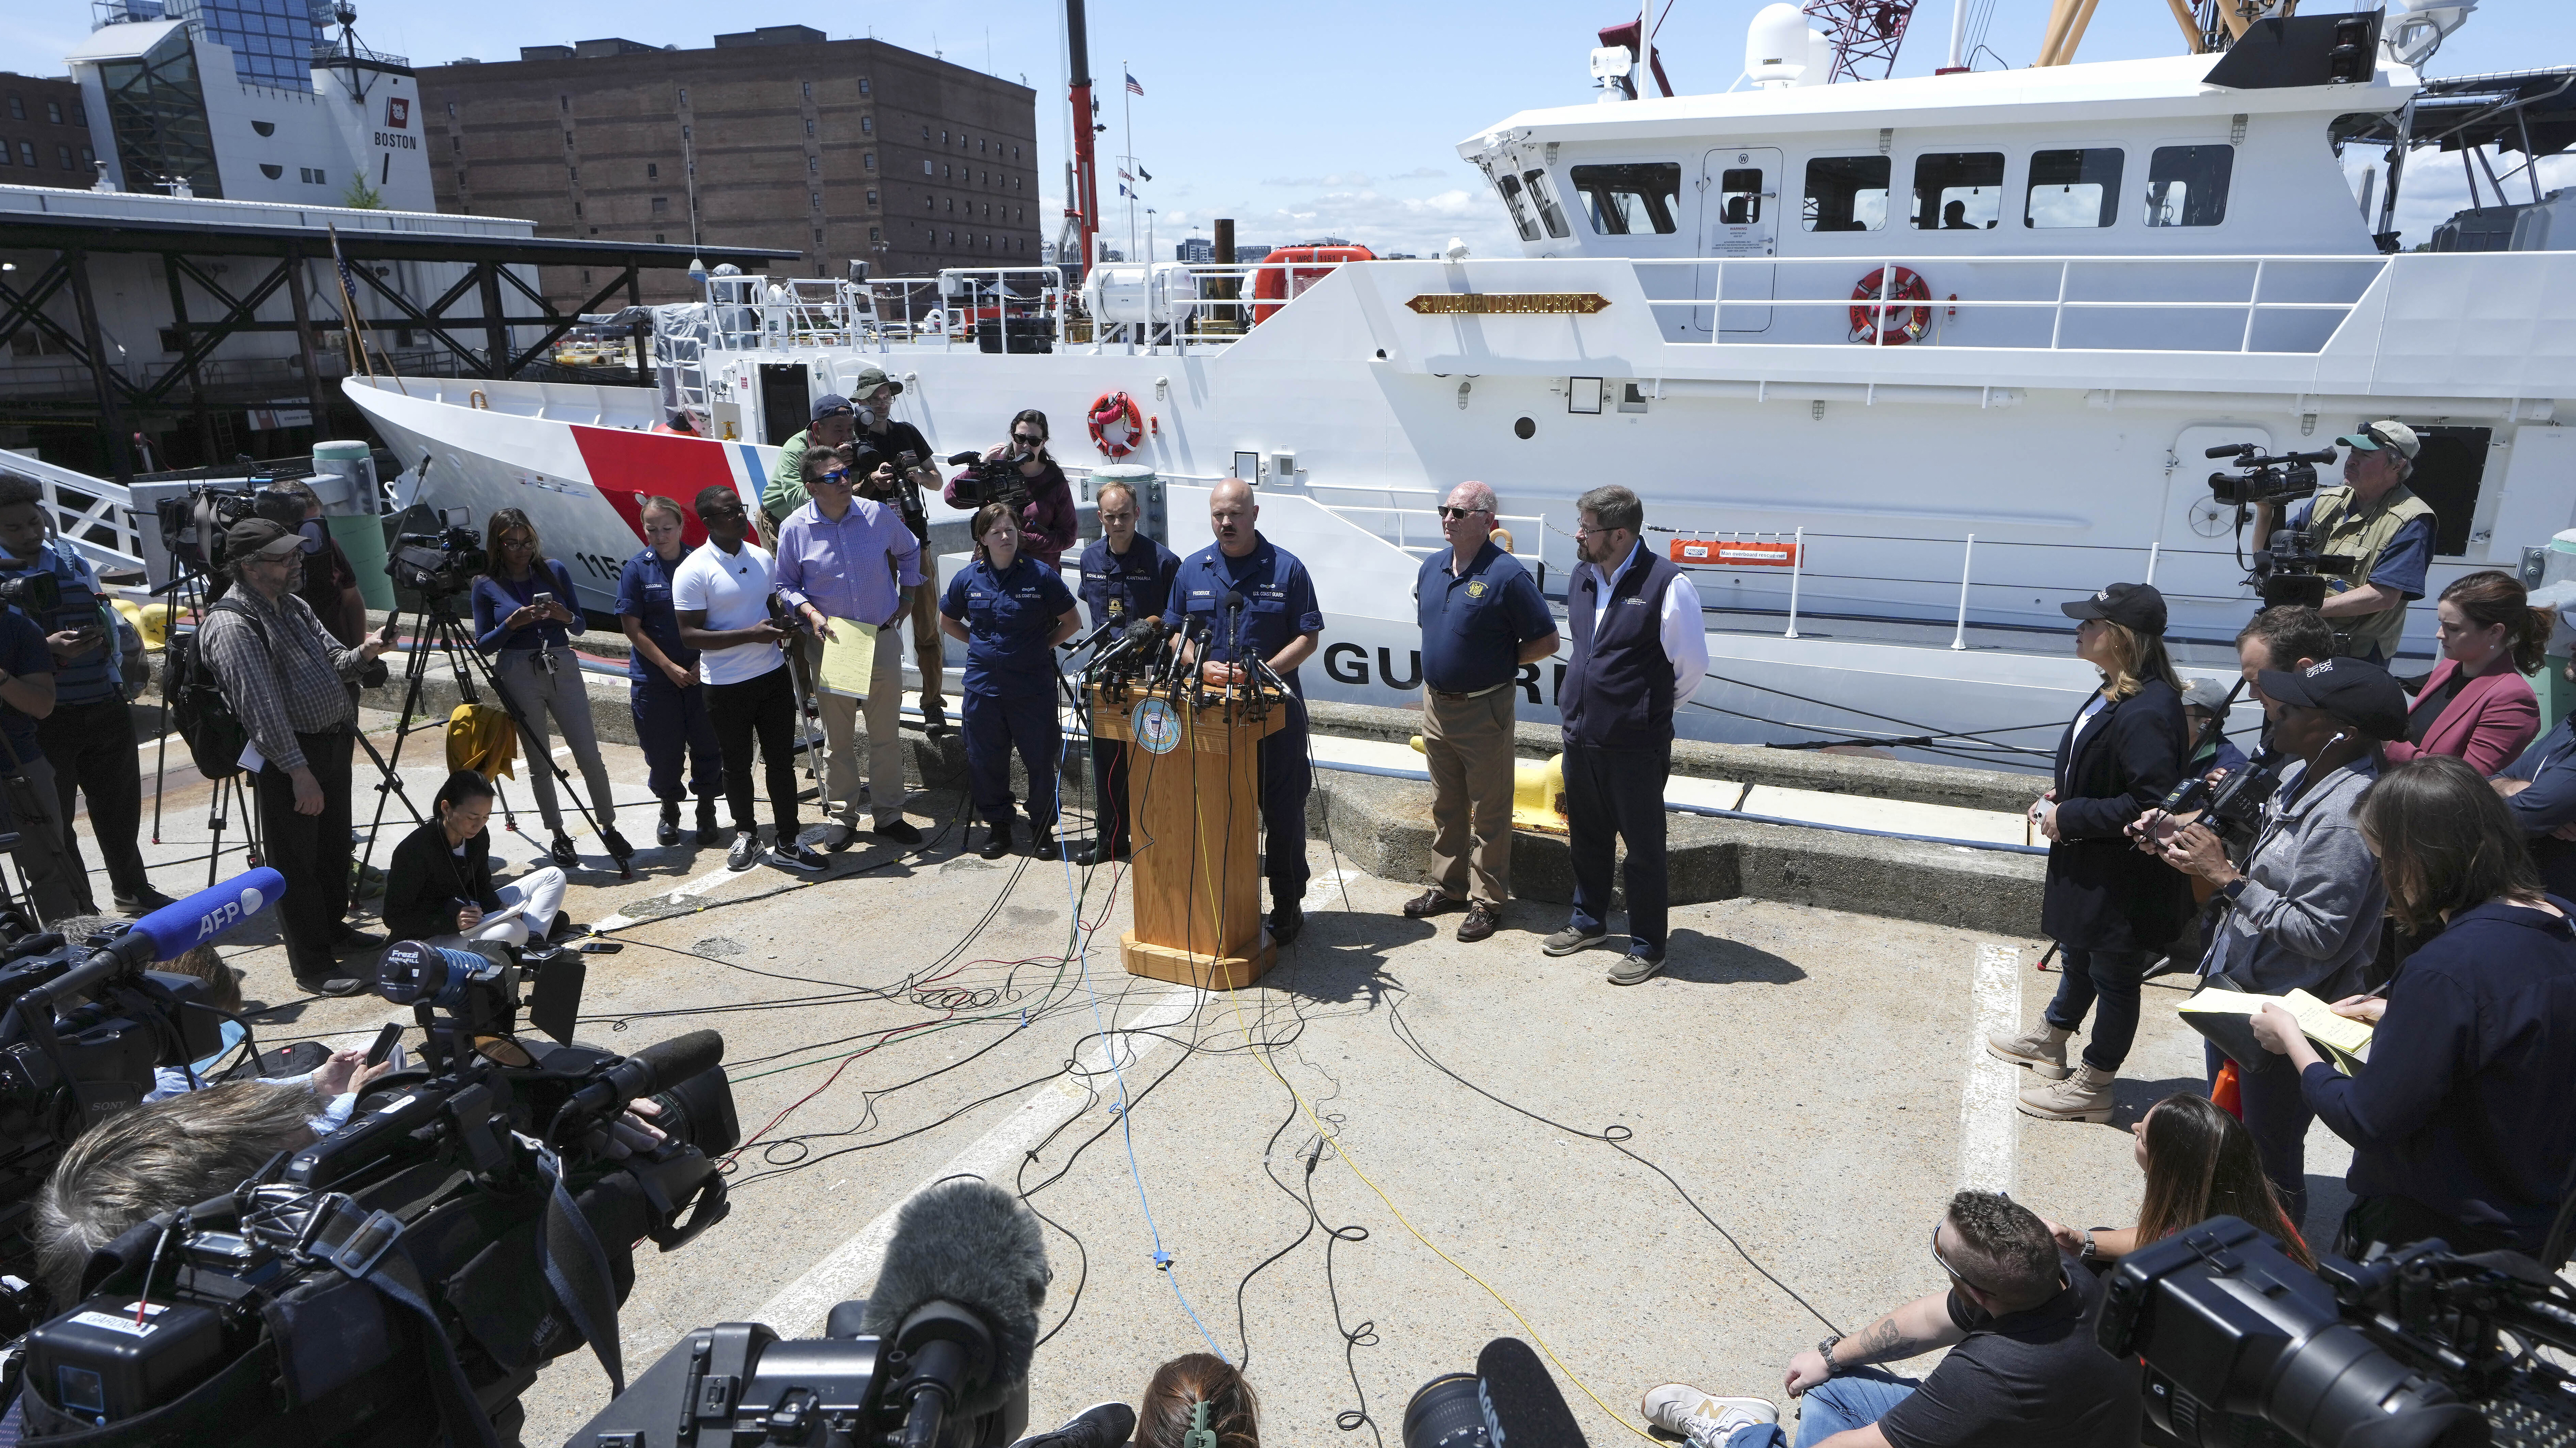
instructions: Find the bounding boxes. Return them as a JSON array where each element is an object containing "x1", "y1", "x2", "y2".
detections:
[
  {"x1": 1959, "y1": 942, "x2": 2022, "y2": 1193},
  {"x1": 754, "y1": 984, "x2": 1202, "y2": 1337},
  {"x1": 587, "y1": 855, "x2": 757, "y2": 931}
]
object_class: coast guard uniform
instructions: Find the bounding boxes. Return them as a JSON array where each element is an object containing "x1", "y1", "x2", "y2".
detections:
[
  {"x1": 1164, "y1": 535, "x2": 1322, "y2": 909},
  {"x1": 1077, "y1": 532, "x2": 1180, "y2": 857},
  {"x1": 942, "y1": 555, "x2": 1077, "y2": 832}
]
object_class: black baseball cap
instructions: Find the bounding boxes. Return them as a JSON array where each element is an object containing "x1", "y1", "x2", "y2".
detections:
[
  {"x1": 2060, "y1": 581, "x2": 2167, "y2": 635},
  {"x1": 224, "y1": 517, "x2": 303, "y2": 562},
  {"x1": 810, "y1": 393, "x2": 855, "y2": 422},
  {"x1": 2255, "y1": 657, "x2": 2409, "y2": 742}
]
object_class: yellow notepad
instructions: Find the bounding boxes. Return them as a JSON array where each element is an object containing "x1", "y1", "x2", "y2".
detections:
[
  {"x1": 815, "y1": 620, "x2": 879, "y2": 698},
  {"x1": 2177, "y1": 987, "x2": 2374, "y2": 1075}
]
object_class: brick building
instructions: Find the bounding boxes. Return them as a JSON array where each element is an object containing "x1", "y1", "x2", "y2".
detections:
[
  {"x1": 0, "y1": 73, "x2": 98, "y2": 188},
  {"x1": 417, "y1": 26, "x2": 1040, "y2": 310}
]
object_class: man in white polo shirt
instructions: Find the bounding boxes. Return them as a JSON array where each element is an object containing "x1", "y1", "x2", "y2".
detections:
[{"x1": 674, "y1": 484, "x2": 823, "y2": 874}]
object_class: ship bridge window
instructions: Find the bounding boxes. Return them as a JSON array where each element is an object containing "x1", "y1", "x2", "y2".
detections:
[
  {"x1": 1802, "y1": 155, "x2": 1888, "y2": 231},
  {"x1": 1522, "y1": 169, "x2": 1571, "y2": 239},
  {"x1": 1493, "y1": 172, "x2": 1541, "y2": 241},
  {"x1": 2025, "y1": 148, "x2": 2123, "y2": 228},
  {"x1": 1912, "y1": 152, "x2": 2004, "y2": 230},
  {"x1": 1570, "y1": 162, "x2": 1682, "y2": 235},
  {"x1": 2145, "y1": 144, "x2": 2232, "y2": 227}
]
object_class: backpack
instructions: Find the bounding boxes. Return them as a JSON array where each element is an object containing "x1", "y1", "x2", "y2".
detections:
[{"x1": 167, "y1": 598, "x2": 268, "y2": 781}]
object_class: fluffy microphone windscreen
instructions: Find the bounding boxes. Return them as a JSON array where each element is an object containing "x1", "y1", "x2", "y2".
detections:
[{"x1": 861, "y1": 1178, "x2": 1048, "y2": 1410}]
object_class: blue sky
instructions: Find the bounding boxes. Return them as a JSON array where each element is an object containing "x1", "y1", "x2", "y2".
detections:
[{"x1": 5, "y1": 0, "x2": 2570, "y2": 254}]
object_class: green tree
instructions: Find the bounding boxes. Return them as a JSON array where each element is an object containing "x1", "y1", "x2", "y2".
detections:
[{"x1": 341, "y1": 170, "x2": 383, "y2": 209}]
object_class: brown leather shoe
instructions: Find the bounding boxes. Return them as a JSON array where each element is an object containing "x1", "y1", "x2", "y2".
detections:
[
  {"x1": 1456, "y1": 900, "x2": 1500, "y2": 942},
  {"x1": 1402, "y1": 888, "x2": 1466, "y2": 919}
]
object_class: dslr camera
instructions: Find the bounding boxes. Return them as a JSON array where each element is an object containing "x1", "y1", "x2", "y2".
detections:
[
  {"x1": 2102, "y1": 1215, "x2": 2576, "y2": 1448},
  {"x1": 944, "y1": 451, "x2": 1032, "y2": 513},
  {"x1": 2155, "y1": 760, "x2": 2282, "y2": 846},
  {"x1": 11, "y1": 934, "x2": 738, "y2": 1445},
  {"x1": 387, "y1": 506, "x2": 489, "y2": 602}
]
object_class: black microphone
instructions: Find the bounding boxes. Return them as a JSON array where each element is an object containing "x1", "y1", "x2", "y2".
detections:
[
  {"x1": 860, "y1": 1178, "x2": 1047, "y2": 1448},
  {"x1": 944, "y1": 449, "x2": 984, "y2": 467},
  {"x1": 1060, "y1": 615, "x2": 1121, "y2": 656},
  {"x1": 563, "y1": 1028, "x2": 724, "y2": 1123},
  {"x1": 1220, "y1": 590, "x2": 1248, "y2": 688},
  {"x1": 1152, "y1": 615, "x2": 1194, "y2": 689},
  {"x1": 1476, "y1": 1337, "x2": 1588, "y2": 1448}
]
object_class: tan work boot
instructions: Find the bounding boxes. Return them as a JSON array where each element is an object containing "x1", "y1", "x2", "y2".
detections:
[
  {"x1": 1986, "y1": 1020, "x2": 2073, "y2": 1080},
  {"x1": 2020, "y1": 1063, "x2": 2115, "y2": 1122}
]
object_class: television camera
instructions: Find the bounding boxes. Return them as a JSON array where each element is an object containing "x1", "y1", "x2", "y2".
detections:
[
  {"x1": 943, "y1": 451, "x2": 1032, "y2": 513},
  {"x1": 152, "y1": 485, "x2": 307, "y2": 578},
  {"x1": 2102, "y1": 1215, "x2": 2576, "y2": 1448},
  {"x1": 386, "y1": 506, "x2": 489, "y2": 604},
  {"x1": 12, "y1": 927, "x2": 740, "y2": 1445},
  {"x1": 2206, "y1": 444, "x2": 2353, "y2": 610},
  {"x1": 0, "y1": 872, "x2": 273, "y2": 1339}
]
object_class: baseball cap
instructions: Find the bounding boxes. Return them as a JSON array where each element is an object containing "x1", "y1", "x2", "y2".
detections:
[
  {"x1": 2255, "y1": 657, "x2": 2409, "y2": 741},
  {"x1": 2060, "y1": 581, "x2": 2168, "y2": 636},
  {"x1": 810, "y1": 393, "x2": 855, "y2": 422},
  {"x1": 2335, "y1": 420, "x2": 2421, "y2": 460},
  {"x1": 224, "y1": 517, "x2": 303, "y2": 563},
  {"x1": 849, "y1": 364, "x2": 903, "y2": 398},
  {"x1": 2179, "y1": 677, "x2": 2235, "y2": 713}
]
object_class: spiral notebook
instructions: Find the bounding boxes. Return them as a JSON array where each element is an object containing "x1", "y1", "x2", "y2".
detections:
[{"x1": 2178, "y1": 982, "x2": 2374, "y2": 1076}]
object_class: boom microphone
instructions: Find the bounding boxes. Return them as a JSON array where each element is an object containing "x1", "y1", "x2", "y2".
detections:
[
  {"x1": 563, "y1": 1027, "x2": 724, "y2": 1122},
  {"x1": 25, "y1": 867, "x2": 284, "y2": 1011},
  {"x1": 860, "y1": 1178, "x2": 1047, "y2": 1448}
]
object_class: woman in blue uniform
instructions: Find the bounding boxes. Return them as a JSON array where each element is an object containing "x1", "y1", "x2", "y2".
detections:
[{"x1": 941, "y1": 502, "x2": 1081, "y2": 859}]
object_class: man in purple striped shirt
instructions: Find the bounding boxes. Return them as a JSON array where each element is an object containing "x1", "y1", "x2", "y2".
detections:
[{"x1": 774, "y1": 445, "x2": 925, "y2": 848}]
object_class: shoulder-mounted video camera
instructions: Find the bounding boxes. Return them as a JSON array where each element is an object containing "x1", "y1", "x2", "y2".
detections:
[
  {"x1": 387, "y1": 507, "x2": 489, "y2": 604},
  {"x1": 2206, "y1": 445, "x2": 2354, "y2": 610},
  {"x1": 12, "y1": 933, "x2": 739, "y2": 1445},
  {"x1": 2101, "y1": 1214, "x2": 2576, "y2": 1448},
  {"x1": 152, "y1": 486, "x2": 306, "y2": 578},
  {"x1": 945, "y1": 452, "x2": 1032, "y2": 514}
]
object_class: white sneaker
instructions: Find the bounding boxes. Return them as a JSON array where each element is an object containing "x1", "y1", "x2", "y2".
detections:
[{"x1": 1640, "y1": 1384, "x2": 1778, "y2": 1447}]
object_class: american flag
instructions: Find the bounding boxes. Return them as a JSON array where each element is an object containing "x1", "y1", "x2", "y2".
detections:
[
  {"x1": 1124, "y1": 72, "x2": 1143, "y2": 95},
  {"x1": 1117, "y1": 167, "x2": 1131, "y2": 182}
]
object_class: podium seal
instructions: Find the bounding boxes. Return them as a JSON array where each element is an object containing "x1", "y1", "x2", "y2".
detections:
[{"x1": 1130, "y1": 697, "x2": 1183, "y2": 755}]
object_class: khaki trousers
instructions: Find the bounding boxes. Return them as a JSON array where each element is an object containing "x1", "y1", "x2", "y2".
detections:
[
  {"x1": 802, "y1": 624, "x2": 907, "y2": 827},
  {"x1": 1422, "y1": 685, "x2": 1517, "y2": 905},
  {"x1": 906, "y1": 575, "x2": 946, "y2": 709}
]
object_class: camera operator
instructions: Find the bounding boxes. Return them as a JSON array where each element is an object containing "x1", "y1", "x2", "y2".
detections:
[
  {"x1": 2152, "y1": 657, "x2": 2405, "y2": 1226},
  {"x1": 471, "y1": 507, "x2": 632, "y2": 869},
  {"x1": 2249, "y1": 755, "x2": 2576, "y2": 1257},
  {"x1": 847, "y1": 365, "x2": 954, "y2": 737},
  {"x1": 1990, "y1": 583, "x2": 2189, "y2": 1125},
  {"x1": 0, "y1": 471, "x2": 163, "y2": 916},
  {"x1": 1071, "y1": 477, "x2": 1178, "y2": 865},
  {"x1": 761, "y1": 392, "x2": 859, "y2": 531},
  {"x1": 1635, "y1": 1190, "x2": 2140, "y2": 1448},
  {"x1": 776, "y1": 444, "x2": 926, "y2": 850},
  {"x1": 2251, "y1": 421, "x2": 2434, "y2": 664},
  {"x1": 950, "y1": 409, "x2": 1078, "y2": 571},
  {"x1": 2492, "y1": 610, "x2": 2576, "y2": 898},
  {"x1": 940, "y1": 504, "x2": 1080, "y2": 860},
  {"x1": 384, "y1": 769, "x2": 569, "y2": 950},
  {"x1": 194, "y1": 519, "x2": 397, "y2": 997},
  {"x1": 675, "y1": 485, "x2": 816, "y2": 873},
  {"x1": 618, "y1": 495, "x2": 725, "y2": 848}
]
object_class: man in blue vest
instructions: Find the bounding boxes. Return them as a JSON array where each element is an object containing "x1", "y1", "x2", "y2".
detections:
[
  {"x1": 1545, "y1": 485, "x2": 1707, "y2": 984},
  {"x1": 1074, "y1": 477, "x2": 1179, "y2": 866},
  {"x1": 1164, "y1": 480, "x2": 1323, "y2": 944}
]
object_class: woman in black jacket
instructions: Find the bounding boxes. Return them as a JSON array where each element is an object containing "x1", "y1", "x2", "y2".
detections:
[
  {"x1": 383, "y1": 770, "x2": 568, "y2": 948},
  {"x1": 1989, "y1": 582, "x2": 2192, "y2": 1124}
]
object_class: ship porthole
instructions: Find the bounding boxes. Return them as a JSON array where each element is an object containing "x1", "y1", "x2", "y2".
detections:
[{"x1": 1513, "y1": 416, "x2": 1535, "y2": 440}]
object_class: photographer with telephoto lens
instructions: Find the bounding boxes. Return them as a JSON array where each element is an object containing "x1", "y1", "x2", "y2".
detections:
[
  {"x1": 2250, "y1": 755, "x2": 2576, "y2": 1257},
  {"x1": 2155, "y1": 656, "x2": 2405, "y2": 1228},
  {"x1": 950, "y1": 410, "x2": 1078, "y2": 571}
]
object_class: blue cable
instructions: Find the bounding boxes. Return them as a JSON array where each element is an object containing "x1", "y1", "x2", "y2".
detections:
[{"x1": 1054, "y1": 704, "x2": 1233, "y2": 1365}]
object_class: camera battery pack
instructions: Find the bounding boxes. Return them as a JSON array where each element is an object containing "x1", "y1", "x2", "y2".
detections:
[{"x1": 26, "y1": 1295, "x2": 227, "y2": 1425}]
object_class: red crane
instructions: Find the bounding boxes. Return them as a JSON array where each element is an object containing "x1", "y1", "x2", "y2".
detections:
[{"x1": 1801, "y1": 0, "x2": 1919, "y2": 81}]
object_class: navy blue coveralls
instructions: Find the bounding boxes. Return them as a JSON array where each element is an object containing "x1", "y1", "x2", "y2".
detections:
[
  {"x1": 616, "y1": 545, "x2": 723, "y2": 812},
  {"x1": 942, "y1": 555, "x2": 1077, "y2": 829},
  {"x1": 1078, "y1": 532, "x2": 1180, "y2": 854},
  {"x1": 1164, "y1": 535, "x2": 1322, "y2": 906}
]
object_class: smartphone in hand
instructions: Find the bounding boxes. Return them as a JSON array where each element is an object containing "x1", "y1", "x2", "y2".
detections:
[{"x1": 364, "y1": 1022, "x2": 402, "y2": 1067}]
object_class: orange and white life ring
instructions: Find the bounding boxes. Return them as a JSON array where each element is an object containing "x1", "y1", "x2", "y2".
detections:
[
  {"x1": 1848, "y1": 267, "x2": 1932, "y2": 346},
  {"x1": 1088, "y1": 390, "x2": 1144, "y2": 458}
]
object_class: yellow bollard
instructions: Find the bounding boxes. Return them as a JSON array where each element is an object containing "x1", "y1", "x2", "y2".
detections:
[
  {"x1": 126, "y1": 599, "x2": 169, "y2": 650},
  {"x1": 1407, "y1": 735, "x2": 1567, "y2": 832}
]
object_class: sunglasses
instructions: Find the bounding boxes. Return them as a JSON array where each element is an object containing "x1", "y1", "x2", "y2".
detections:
[
  {"x1": 699, "y1": 504, "x2": 744, "y2": 520},
  {"x1": 1437, "y1": 505, "x2": 1491, "y2": 520},
  {"x1": 816, "y1": 468, "x2": 851, "y2": 486},
  {"x1": 1012, "y1": 433, "x2": 1045, "y2": 446}
]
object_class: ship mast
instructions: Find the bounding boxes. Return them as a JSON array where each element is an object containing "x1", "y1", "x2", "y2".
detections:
[{"x1": 1062, "y1": 0, "x2": 1102, "y2": 278}]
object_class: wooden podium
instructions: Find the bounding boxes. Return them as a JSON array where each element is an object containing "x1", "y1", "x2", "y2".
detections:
[{"x1": 1090, "y1": 683, "x2": 1287, "y2": 990}]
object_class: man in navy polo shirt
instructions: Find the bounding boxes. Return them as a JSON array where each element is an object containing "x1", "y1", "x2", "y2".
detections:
[
  {"x1": 1165, "y1": 479, "x2": 1324, "y2": 943},
  {"x1": 1546, "y1": 484, "x2": 1707, "y2": 984},
  {"x1": 1406, "y1": 481, "x2": 1556, "y2": 943},
  {"x1": 1074, "y1": 477, "x2": 1179, "y2": 866}
]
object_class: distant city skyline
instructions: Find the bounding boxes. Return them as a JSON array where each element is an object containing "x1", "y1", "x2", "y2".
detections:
[{"x1": 5, "y1": 0, "x2": 2571, "y2": 254}]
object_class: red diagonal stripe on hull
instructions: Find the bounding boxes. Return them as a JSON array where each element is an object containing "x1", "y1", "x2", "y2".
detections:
[{"x1": 572, "y1": 426, "x2": 733, "y2": 550}]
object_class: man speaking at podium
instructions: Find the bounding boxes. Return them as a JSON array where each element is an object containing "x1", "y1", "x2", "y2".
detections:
[{"x1": 1165, "y1": 480, "x2": 1323, "y2": 944}]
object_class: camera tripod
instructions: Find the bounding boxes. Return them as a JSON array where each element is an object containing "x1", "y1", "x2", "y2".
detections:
[
  {"x1": 356, "y1": 593, "x2": 631, "y2": 881},
  {"x1": 146, "y1": 565, "x2": 272, "y2": 888}
]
